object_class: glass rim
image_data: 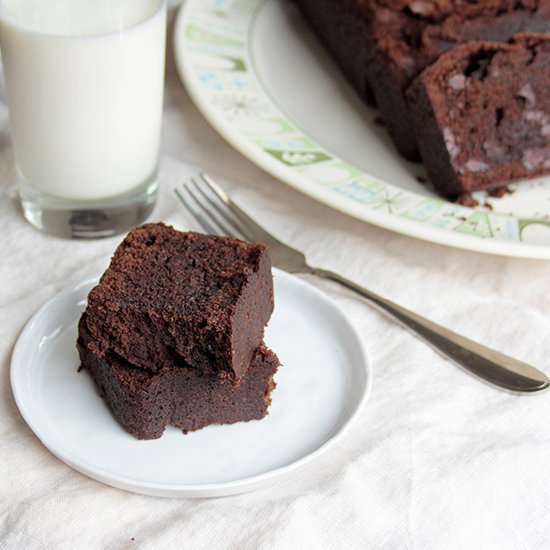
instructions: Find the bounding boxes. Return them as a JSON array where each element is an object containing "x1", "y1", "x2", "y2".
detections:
[{"x1": 0, "y1": 0, "x2": 166, "y2": 40}]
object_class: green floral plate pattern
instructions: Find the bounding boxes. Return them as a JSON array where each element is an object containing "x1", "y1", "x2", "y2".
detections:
[{"x1": 174, "y1": 0, "x2": 550, "y2": 259}]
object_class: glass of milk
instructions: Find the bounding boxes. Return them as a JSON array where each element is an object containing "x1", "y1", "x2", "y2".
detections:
[{"x1": 0, "y1": 0, "x2": 166, "y2": 238}]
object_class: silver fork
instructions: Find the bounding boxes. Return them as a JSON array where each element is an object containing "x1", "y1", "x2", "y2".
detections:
[{"x1": 176, "y1": 173, "x2": 548, "y2": 393}]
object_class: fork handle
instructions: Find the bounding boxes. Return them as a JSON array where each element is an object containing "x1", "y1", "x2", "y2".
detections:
[{"x1": 312, "y1": 268, "x2": 548, "y2": 392}]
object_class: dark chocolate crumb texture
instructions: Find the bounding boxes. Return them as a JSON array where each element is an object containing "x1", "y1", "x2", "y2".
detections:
[
  {"x1": 85, "y1": 223, "x2": 274, "y2": 384},
  {"x1": 78, "y1": 315, "x2": 279, "y2": 440},
  {"x1": 294, "y1": 0, "x2": 550, "y2": 161},
  {"x1": 407, "y1": 34, "x2": 550, "y2": 197}
]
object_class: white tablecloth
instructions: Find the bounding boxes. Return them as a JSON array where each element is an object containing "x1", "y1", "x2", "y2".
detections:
[{"x1": 2, "y1": 3, "x2": 550, "y2": 548}]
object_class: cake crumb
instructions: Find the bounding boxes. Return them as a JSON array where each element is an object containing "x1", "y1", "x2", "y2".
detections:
[
  {"x1": 488, "y1": 185, "x2": 514, "y2": 198},
  {"x1": 456, "y1": 193, "x2": 479, "y2": 207}
]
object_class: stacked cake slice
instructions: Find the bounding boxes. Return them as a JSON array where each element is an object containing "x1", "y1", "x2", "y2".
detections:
[{"x1": 77, "y1": 222, "x2": 280, "y2": 439}]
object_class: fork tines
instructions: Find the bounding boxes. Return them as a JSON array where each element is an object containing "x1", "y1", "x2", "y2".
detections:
[{"x1": 175, "y1": 174, "x2": 252, "y2": 242}]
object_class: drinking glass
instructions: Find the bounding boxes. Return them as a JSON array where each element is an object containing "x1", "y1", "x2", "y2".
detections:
[{"x1": 0, "y1": 0, "x2": 166, "y2": 238}]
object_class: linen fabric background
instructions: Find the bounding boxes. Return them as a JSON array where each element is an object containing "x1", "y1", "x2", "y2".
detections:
[{"x1": 1, "y1": 2, "x2": 550, "y2": 548}]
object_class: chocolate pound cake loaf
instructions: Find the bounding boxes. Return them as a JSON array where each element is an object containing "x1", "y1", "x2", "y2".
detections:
[
  {"x1": 407, "y1": 34, "x2": 550, "y2": 198},
  {"x1": 294, "y1": 0, "x2": 550, "y2": 161},
  {"x1": 366, "y1": 0, "x2": 550, "y2": 160},
  {"x1": 78, "y1": 316, "x2": 279, "y2": 440},
  {"x1": 85, "y1": 223, "x2": 273, "y2": 384}
]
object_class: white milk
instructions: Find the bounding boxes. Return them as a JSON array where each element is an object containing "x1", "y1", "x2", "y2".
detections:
[{"x1": 0, "y1": 0, "x2": 166, "y2": 201}]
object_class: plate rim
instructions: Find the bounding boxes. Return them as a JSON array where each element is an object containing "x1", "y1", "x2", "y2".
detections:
[
  {"x1": 173, "y1": 0, "x2": 550, "y2": 260},
  {"x1": 10, "y1": 269, "x2": 372, "y2": 498}
]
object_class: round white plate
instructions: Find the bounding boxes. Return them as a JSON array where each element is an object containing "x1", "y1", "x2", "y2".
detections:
[
  {"x1": 11, "y1": 269, "x2": 371, "y2": 498},
  {"x1": 174, "y1": 0, "x2": 550, "y2": 259}
]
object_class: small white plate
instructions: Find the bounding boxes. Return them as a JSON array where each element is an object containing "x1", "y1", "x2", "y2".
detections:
[
  {"x1": 174, "y1": 0, "x2": 550, "y2": 258},
  {"x1": 11, "y1": 269, "x2": 371, "y2": 498}
]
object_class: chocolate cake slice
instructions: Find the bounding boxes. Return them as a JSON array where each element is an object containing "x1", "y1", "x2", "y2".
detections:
[
  {"x1": 406, "y1": 35, "x2": 550, "y2": 198},
  {"x1": 78, "y1": 316, "x2": 279, "y2": 440},
  {"x1": 294, "y1": 0, "x2": 550, "y2": 160},
  {"x1": 85, "y1": 223, "x2": 274, "y2": 384},
  {"x1": 367, "y1": 0, "x2": 550, "y2": 160}
]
